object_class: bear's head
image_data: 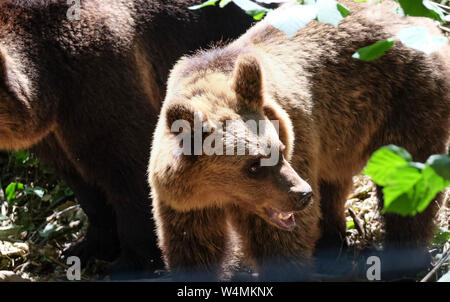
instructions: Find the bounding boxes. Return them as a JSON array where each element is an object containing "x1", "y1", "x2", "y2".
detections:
[{"x1": 150, "y1": 54, "x2": 313, "y2": 231}]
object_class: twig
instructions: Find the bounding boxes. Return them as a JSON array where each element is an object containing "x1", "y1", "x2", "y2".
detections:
[
  {"x1": 420, "y1": 248, "x2": 450, "y2": 282},
  {"x1": 439, "y1": 25, "x2": 450, "y2": 32},
  {"x1": 432, "y1": 2, "x2": 450, "y2": 11},
  {"x1": 348, "y1": 208, "x2": 365, "y2": 238}
]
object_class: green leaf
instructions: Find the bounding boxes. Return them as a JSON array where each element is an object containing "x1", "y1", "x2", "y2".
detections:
[
  {"x1": 252, "y1": 11, "x2": 267, "y2": 20},
  {"x1": 41, "y1": 194, "x2": 52, "y2": 202},
  {"x1": 397, "y1": 26, "x2": 447, "y2": 55},
  {"x1": 363, "y1": 145, "x2": 410, "y2": 186},
  {"x1": 14, "y1": 150, "x2": 30, "y2": 166},
  {"x1": 267, "y1": 3, "x2": 317, "y2": 37},
  {"x1": 316, "y1": 0, "x2": 348, "y2": 27},
  {"x1": 0, "y1": 214, "x2": 9, "y2": 222},
  {"x1": 337, "y1": 3, "x2": 350, "y2": 17},
  {"x1": 346, "y1": 220, "x2": 355, "y2": 230},
  {"x1": 422, "y1": 0, "x2": 446, "y2": 20},
  {"x1": 5, "y1": 182, "x2": 25, "y2": 202},
  {"x1": 233, "y1": 0, "x2": 271, "y2": 20},
  {"x1": 380, "y1": 161, "x2": 450, "y2": 217},
  {"x1": 24, "y1": 186, "x2": 45, "y2": 198},
  {"x1": 410, "y1": 165, "x2": 449, "y2": 213},
  {"x1": 0, "y1": 224, "x2": 21, "y2": 238},
  {"x1": 433, "y1": 227, "x2": 450, "y2": 245},
  {"x1": 397, "y1": 0, "x2": 443, "y2": 21},
  {"x1": 382, "y1": 165, "x2": 423, "y2": 214},
  {"x1": 352, "y1": 38, "x2": 395, "y2": 61},
  {"x1": 219, "y1": 0, "x2": 233, "y2": 7},
  {"x1": 426, "y1": 154, "x2": 450, "y2": 180},
  {"x1": 188, "y1": 0, "x2": 219, "y2": 10},
  {"x1": 384, "y1": 144, "x2": 414, "y2": 161},
  {"x1": 39, "y1": 222, "x2": 61, "y2": 238}
]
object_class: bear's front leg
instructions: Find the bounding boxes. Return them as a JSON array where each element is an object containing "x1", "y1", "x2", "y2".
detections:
[
  {"x1": 32, "y1": 135, "x2": 120, "y2": 265},
  {"x1": 155, "y1": 202, "x2": 231, "y2": 281},
  {"x1": 229, "y1": 204, "x2": 321, "y2": 281}
]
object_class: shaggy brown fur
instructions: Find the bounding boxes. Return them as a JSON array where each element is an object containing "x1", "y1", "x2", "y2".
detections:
[
  {"x1": 149, "y1": 0, "x2": 450, "y2": 280},
  {"x1": 0, "y1": 0, "x2": 253, "y2": 278}
]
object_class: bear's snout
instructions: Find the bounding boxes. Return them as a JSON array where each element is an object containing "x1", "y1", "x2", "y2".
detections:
[{"x1": 288, "y1": 186, "x2": 313, "y2": 211}]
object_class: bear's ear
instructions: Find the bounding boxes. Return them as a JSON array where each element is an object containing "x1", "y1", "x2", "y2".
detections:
[
  {"x1": 166, "y1": 104, "x2": 195, "y2": 130},
  {"x1": 232, "y1": 55, "x2": 263, "y2": 110}
]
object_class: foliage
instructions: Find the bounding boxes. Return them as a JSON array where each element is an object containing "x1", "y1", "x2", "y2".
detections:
[
  {"x1": 433, "y1": 227, "x2": 450, "y2": 244},
  {"x1": 189, "y1": 0, "x2": 271, "y2": 20},
  {"x1": 0, "y1": 151, "x2": 90, "y2": 279},
  {"x1": 352, "y1": 38, "x2": 395, "y2": 61},
  {"x1": 190, "y1": 0, "x2": 449, "y2": 59},
  {"x1": 363, "y1": 145, "x2": 450, "y2": 216}
]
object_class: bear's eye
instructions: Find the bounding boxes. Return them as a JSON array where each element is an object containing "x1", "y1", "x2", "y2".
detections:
[{"x1": 246, "y1": 159, "x2": 265, "y2": 178}]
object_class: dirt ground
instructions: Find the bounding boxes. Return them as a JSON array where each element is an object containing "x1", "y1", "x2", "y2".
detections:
[{"x1": 1, "y1": 173, "x2": 448, "y2": 282}]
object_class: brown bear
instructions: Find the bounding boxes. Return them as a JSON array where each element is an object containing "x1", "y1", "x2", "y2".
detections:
[
  {"x1": 0, "y1": 0, "x2": 253, "y2": 278},
  {"x1": 149, "y1": 0, "x2": 450, "y2": 281}
]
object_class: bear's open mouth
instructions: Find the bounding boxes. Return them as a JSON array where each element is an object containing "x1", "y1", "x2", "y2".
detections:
[{"x1": 265, "y1": 207, "x2": 296, "y2": 230}]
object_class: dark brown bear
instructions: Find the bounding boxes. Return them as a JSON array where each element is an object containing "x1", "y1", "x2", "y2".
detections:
[
  {"x1": 149, "y1": 0, "x2": 449, "y2": 281},
  {"x1": 0, "y1": 0, "x2": 253, "y2": 278}
]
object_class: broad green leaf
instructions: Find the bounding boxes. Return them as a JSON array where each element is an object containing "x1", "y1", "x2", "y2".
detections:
[
  {"x1": 233, "y1": 0, "x2": 271, "y2": 20},
  {"x1": 363, "y1": 145, "x2": 410, "y2": 186},
  {"x1": 188, "y1": 0, "x2": 219, "y2": 10},
  {"x1": 382, "y1": 165, "x2": 422, "y2": 213},
  {"x1": 352, "y1": 38, "x2": 395, "y2": 61},
  {"x1": 397, "y1": 26, "x2": 448, "y2": 55},
  {"x1": 426, "y1": 154, "x2": 450, "y2": 180},
  {"x1": 0, "y1": 214, "x2": 9, "y2": 221},
  {"x1": 383, "y1": 144, "x2": 413, "y2": 161},
  {"x1": 219, "y1": 0, "x2": 233, "y2": 7},
  {"x1": 433, "y1": 227, "x2": 450, "y2": 244},
  {"x1": 316, "y1": 0, "x2": 348, "y2": 27},
  {"x1": 5, "y1": 182, "x2": 24, "y2": 202},
  {"x1": 267, "y1": 4, "x2": 317, "y2": 37},
  {"x1": 380, "y1": 162, "x2": 449, "y2": 216},
  {"x1": 398, "y1": 0, "x2": 443, "y2": 21},
  {"x1": 410, "y1": 165, "x2": 449, "y2": 213}
]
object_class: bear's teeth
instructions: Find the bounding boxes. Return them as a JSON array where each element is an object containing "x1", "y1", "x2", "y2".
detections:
[{"x1": 278, "y1": 212, "x2": 293, "y2": 221}]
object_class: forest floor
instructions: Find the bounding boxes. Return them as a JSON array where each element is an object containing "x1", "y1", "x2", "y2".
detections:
[{"x1": 0, "y1": 151, "x2": 449, "y2": 282}]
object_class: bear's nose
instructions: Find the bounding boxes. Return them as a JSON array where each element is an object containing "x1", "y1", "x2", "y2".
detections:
[{"x1": 289, "y1": 188, "x2": 313, "y2": 210}]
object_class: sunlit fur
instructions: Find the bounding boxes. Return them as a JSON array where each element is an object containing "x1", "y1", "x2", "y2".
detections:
[
  {"x1": 0, "y1": 0, "x2": 253, "y2": 277},
  {"x1": 149, "y1": 0, "x2": 450, "y2": 280}
]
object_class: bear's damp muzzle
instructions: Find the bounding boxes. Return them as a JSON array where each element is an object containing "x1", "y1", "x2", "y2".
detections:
[{"x1": 260, "y1": 159, "x2": 313, "y2": 231}]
